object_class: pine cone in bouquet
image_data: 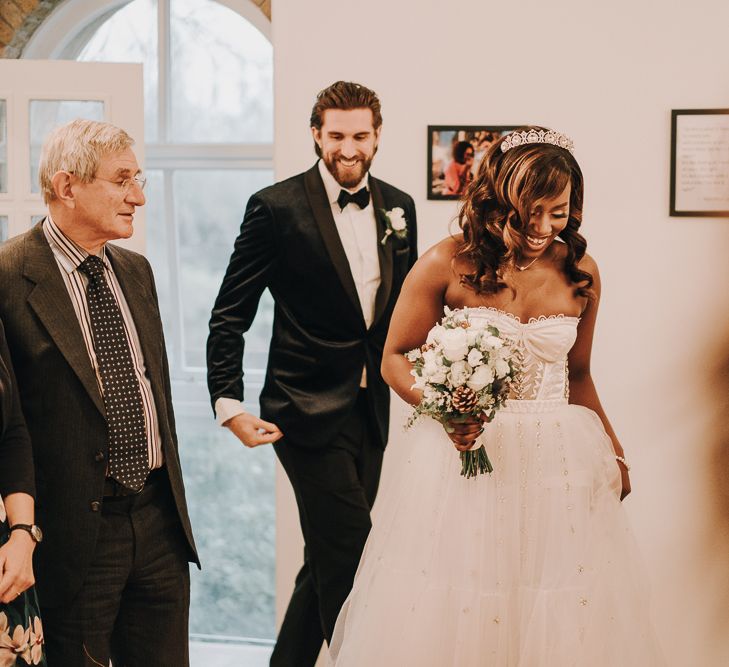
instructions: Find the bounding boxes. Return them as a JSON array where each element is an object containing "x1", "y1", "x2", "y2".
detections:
[{"x1": 452, "y1": 386, "x2": 478, "y2": 414}]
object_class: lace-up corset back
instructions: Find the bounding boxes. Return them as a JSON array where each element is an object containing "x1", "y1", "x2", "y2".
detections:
[{"x1": 467, "y1": 308, "x2": 579, "y2": 401}]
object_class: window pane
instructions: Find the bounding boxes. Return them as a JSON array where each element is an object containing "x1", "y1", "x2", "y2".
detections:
[
  {"x1": 146, "y1": 167, "x2": 276, "y2": 640},
  {"x1": 0, "y1": 100, "x2": 6, "y2": 193},
  {"x1": 29, "y1": 100, "x2": 105, "y2": 193},
  {"x1": 31, "y1": 215, "x2": 44, "y2": 227},
  {"x1": 173, "y1": 169, "x2": 274, "y2": 369},
  {"x1": 170, "y1": 0, "x2": 273, "y2": 143},
  {"x1": 0, "y1": 216, "x2": 7, "y2": 242},
  {"x1": 78, "y1": 0, "x2": 159, "y2": 142},
  {"x1": 182, "y1": 413, "x2": 275, "y2": 639},
  {"x1": 141, "y1": 170, "x2": 176, "y2": 358}
]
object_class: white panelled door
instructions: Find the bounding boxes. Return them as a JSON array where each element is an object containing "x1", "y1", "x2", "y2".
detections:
[{"x1": 0, "y1": 60, "x2": 144, "y2": 250}]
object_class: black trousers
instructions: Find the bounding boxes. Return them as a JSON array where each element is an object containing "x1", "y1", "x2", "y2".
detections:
[
  {"x1": 270, "y1": 390, "x2": 384, "y2": 667},
  {"x1": 41, "y1": 468, "x2": 191, "y2": 667}
]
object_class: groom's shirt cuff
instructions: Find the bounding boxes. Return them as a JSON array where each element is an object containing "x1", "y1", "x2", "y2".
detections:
[{"x1": 215, "y1": 397, "x2": 246, "y2": 426}]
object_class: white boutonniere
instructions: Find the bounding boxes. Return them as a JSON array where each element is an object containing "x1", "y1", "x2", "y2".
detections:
[{"x1": 380, "y1": 207, "x2": 408, "y2": 246}]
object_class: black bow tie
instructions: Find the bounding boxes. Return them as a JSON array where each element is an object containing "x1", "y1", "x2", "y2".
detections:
[{"x1": 337, "y1": 187, "x2": 370, "y2": 211}]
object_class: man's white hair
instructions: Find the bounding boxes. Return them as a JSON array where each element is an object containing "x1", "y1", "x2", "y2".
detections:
[{"x1": 38, "y1": 119, "x2": 135, "y2": 205}]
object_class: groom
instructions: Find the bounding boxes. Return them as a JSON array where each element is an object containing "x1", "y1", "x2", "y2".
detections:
[{"x1": 207, "y1": 81, "x2": 417, "y2": 665}]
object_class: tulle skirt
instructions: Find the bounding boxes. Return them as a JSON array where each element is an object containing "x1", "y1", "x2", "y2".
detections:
[{"x1": 329, "y1": 400, "x2": 663, "y2": 666}]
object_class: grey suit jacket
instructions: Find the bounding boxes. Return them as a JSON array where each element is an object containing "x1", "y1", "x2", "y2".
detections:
[{"x1": 0, "y1": 221, "x2": 198, "y2": 608}]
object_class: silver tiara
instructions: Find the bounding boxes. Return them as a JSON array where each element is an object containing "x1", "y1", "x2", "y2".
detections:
[{"x1": 500, "y1": 129, "x2": 574, "y2": 154}]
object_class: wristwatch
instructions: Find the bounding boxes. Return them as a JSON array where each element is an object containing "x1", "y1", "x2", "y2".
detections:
[{"x1": 9, "y1": 524, "x2": 43, "y2": 543}]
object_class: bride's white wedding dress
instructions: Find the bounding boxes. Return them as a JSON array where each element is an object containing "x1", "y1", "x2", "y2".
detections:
[{"x1": 329, "y1": 308, "x2": 662, "y2": 666}]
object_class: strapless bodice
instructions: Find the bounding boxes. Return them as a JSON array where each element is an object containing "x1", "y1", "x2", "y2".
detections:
[{"x1": 463, "y1": 307, "x2": 579, "y2": 401}]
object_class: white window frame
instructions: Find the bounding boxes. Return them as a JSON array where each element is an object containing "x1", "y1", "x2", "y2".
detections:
[
  {"x1": 0, "y1": 60, "x2": 145, "y2": 247},
  {"x1": 21, "y1": 6, "x2": 288, "y2": 654},
  {"x1": 24, "y1": 0, "x2": 274, "y2": 384}
]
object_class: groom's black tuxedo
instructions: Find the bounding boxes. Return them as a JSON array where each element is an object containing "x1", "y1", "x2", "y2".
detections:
[
  {"x1": 207, "y1": 162, "x2": 417, "y2": 665},
  {"x1": 208, "y1": 164, "x2": 417, "y2": 448}
]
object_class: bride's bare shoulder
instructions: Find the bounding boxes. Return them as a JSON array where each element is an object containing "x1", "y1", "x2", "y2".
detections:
[
  {"x1": 403, "y1": 236, "x2": 464, "y2": 296},
  {"x1": 414, "y1": 235, "x2": 464, "y2": 273}
]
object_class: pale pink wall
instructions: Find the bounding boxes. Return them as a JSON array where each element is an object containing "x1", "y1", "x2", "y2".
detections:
[{"x1": 273, "y1": 1, "x2": 729, "y2": 663}]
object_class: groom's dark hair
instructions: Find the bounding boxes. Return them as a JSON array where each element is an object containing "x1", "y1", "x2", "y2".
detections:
[{"x1": 310, "y1": 81, "x2": 383, "y2": 157}]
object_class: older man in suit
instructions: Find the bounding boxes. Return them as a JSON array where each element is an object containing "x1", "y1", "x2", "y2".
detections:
[
  {"x1": 0, "y1": 119, "x2": 198, "y2": 666},
  {"x1": 207, "y1": 81, "x2": 418, "y2": 666}
]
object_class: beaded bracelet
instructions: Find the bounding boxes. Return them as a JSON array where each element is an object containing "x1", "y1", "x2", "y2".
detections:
[{"x1": 615, "y1": 455, "x2": 630, "y2": 471}]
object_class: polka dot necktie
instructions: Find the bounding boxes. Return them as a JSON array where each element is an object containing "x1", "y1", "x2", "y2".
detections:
[{"x1": 79, "y1": 255, "x2": 149, "y2": 492}]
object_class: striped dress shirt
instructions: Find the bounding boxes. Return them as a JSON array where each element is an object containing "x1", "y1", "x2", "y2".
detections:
[{"x1": 43, "y1": 216, "x2": 164, "y2": 470}]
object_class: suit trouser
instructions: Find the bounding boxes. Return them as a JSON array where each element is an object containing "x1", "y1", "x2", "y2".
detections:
[
  {"x1": 41, "y1": 468, "x2": 191, "y2": 667},
  {"x1": 270, "y1": 389, "x2": 384, "y2": 667}
]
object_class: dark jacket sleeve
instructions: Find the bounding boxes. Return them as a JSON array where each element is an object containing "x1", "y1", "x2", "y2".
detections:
[
  {"x1": 406, "y1": 196, "x2": 419, "y2": 270},
  {"x1": 0, "y1": 319, "x2": 35, "y2": 499},
  {"x1": 206, "y1": 194, "x2": 278, "y2": 410}
]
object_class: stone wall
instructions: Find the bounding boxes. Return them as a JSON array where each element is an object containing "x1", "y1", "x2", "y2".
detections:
[{"x1": 0, "y1": 0, "x2": 271, "y2": 57}]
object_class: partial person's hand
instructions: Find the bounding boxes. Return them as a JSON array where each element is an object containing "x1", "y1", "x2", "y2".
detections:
[
  {"x1": 618, "y1": 462, "x2": 631, "y2": 501},
  {"x1": 443, "y1": 414, "x2": 486, "y2": 452},
  {"x1": 0, "y1": 531, "x2": 36, "y2": 603},
  {"x1": 224, "y1": 413, "x2": 283, "y2": 448}
]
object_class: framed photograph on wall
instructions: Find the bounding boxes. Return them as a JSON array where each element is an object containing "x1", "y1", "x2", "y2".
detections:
[
  {"x1": 670, "y1": 109, "x2": 729, "y2": 217},
  {"x1": 428, "y1": 125, "x2": 517, "y2": 200}
]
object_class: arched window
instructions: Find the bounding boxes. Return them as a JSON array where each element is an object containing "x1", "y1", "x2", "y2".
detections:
[{"x1": 24, "y1": 0, "x2": 277, "y2": 652}]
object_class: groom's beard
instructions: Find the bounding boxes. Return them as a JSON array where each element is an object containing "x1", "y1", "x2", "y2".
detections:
[{"x1": 323, "y1": 148, "x2": 377, "y2": 189}]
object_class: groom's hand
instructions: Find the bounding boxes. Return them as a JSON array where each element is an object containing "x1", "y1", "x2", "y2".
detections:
[{"x1": 224, "y1": 413, "x2": 283, "y2": 447}]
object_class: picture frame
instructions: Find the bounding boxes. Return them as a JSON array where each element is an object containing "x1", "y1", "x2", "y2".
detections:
[
  {"x1": 427, "y1": 125, "x2": 518, "y2": 200},
  {"x1": 670, "y1": 109, "x2": 729, "y2": 217}
]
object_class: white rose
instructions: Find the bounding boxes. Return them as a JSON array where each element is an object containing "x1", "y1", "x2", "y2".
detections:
[
  {"x1": 467, "y1": 364, "x2": 495, "y2": 391},
  {"x1": 467, "y1": 348, "x2": 483, "y2": 368},
  {"x1": 422, "y1": 358, "x2": 438, "y2": 376},
  {"x1": 493, "y1": 358, "x2": 511, "y2": 378},
  {"x1": 426, "y1": 325, "x2": 446, "y2": 346},
  {"x1": 485, "y1": 335, "x2": 503, "y2": 349},
  {"x1": 440, "y1": 327, "x2": 469, "y2": 362},
  {"x1": 448, "y1": 360, "x2": 471, "y2": 387},
  {"x1": 430, "y1": 369, "x2": 447, "y2": 385},
  {"x1": 423, "y1": 355, "x2": 447, "y2": 384},
  {"x1": 423, "y1": 385, "x2": 440, "y2": 402},
  {"x1": 388, "y1": 207, "x2": 407, "y2": 231},
  {"x1": 423, "y1": 349, "x2": 439, "y2": 367}
]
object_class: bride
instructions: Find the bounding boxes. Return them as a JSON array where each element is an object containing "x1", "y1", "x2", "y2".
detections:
[{"x1": 328, "y1": 127, "x2": 662, "y2": 665}]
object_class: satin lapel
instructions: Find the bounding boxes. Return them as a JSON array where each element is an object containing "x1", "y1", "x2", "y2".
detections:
[
  {"x1": 105, "y1": 247, "x2": 165, "y2": 412},
  {"x1": 303, "y1": 166, "x2": 364, "y2": 321},
  {"x1": 371, "y1": 178, "x2": 393, "y2": 328},
  {"x1": 23, "y1": 224, "x2": 106, "y2": 418}
]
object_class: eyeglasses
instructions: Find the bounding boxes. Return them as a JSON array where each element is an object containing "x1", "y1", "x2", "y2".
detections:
[{"x1": 94, "y1": 175, "x2": 147, "y2": 192}]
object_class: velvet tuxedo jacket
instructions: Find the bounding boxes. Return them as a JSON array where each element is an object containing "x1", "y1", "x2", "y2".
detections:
[
  {"x1": 0, "y1": 222, "x2": 198, "y2": 608},
  {"x1": 207, "y1": 163, "x2": 418, "y2": 450}
]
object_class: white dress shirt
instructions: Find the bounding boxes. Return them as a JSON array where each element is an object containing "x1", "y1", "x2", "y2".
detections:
[
  {"x1": 317, "y1": 159, "x2": 381, "y2": 329},
  {"x1": 215, "y1": 161, "x2": 381, "y2": 426}
]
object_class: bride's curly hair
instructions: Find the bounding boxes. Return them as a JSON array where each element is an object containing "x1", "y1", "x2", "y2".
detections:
[{"x1": 456, "y1": 127, "x2": 593, "y2": 297}]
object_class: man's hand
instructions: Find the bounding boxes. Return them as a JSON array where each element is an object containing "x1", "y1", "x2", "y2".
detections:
[
  {"x1": 224, "y1": 413, "x2": 283, "y2": 448},
  {"x1": 0, "y1": 531, "x2": 36, "y2": 603}
]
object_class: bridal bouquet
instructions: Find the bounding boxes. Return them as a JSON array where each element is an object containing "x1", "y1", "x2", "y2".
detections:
[{"x1": 405, "y1": 307, "x2": 517, "y2": 478}]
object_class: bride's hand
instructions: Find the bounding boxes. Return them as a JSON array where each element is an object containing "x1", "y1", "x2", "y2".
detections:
[
  {"x1": 618, "y1": 462, "x2": 631, "y2": 500},
  {"x1": 443, "y1": 415, "x2": 485, "y2": 452}
]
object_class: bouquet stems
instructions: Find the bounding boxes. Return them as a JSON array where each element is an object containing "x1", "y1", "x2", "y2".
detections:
[{"x1": 460, "y1": 445, "x2": 493, "y2": 479}]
